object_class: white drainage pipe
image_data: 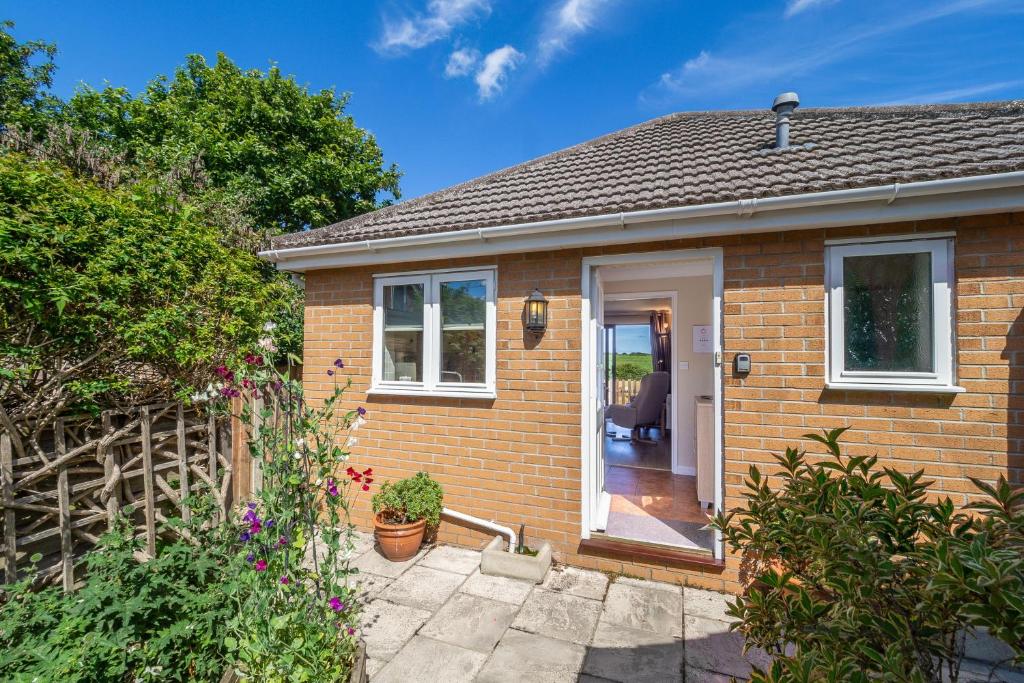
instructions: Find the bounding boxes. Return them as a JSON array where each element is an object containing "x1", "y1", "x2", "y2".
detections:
[{"x1": 441, "y1": 507, "x2": 516, "y2": 553}]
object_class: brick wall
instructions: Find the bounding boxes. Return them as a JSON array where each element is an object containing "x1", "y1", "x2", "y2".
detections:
[{"x1": 302, "y1": 212, "x2": 1024, "y2": 593}]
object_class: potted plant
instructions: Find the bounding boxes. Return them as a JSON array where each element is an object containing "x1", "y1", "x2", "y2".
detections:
[{"x1": 371, "y1": 472, "x2": 443, "y2": 561}]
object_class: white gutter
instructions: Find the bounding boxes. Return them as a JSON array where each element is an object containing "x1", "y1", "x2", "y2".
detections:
[
  {"x1": 441, "y1": 507, "x2": 516, "y2": 553},
  {"x1": 260, "y1": 171, "x2": 1024, "y2": 269}
]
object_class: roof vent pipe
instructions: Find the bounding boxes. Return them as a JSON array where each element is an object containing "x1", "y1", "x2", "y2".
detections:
[{"x1": 771, "y1": 92, "x2": 800, "y2": 149}]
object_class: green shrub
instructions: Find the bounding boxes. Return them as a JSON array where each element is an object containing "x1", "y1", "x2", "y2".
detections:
[
  {"x1": 710, "y1": 428, "x2": 1024, "y2": 682},
  {"x1": 372, "y1": 472, "x2": 444, "y2": 528},
  {"x1": 0, "y1": 516, "x2": 236, "y2": 682}
]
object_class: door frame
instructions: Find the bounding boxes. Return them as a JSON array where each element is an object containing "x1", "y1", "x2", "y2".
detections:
[{"x1": 580, "y1": 247, "x2": 725, "y2": 560}]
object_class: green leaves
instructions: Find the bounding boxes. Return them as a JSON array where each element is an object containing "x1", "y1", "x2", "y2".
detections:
[
  {"x1": 60, "y1": 52, "x2": 401, "y2": 236},
  {"x1": 0, "y1": 152, "x2": 296, "y2": 415},
  {"x1": 711, "y1": 429, "x2": 1024, "y2": 681}
]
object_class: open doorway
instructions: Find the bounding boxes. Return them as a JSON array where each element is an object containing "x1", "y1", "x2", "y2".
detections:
[{"x1": 582, "y1": 251, "x2": 722, "y2": 556}]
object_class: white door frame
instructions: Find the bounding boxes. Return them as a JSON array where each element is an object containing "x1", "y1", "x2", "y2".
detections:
[
  {"x1": 603, "y1": 290, "x2": 680, "y2": 474},
  {"x1": 580, "y1": 247, "x2": 725, "y2": 560}
]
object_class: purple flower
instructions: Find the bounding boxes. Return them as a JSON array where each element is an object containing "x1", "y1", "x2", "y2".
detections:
[
  {"x1": 219, "y1": 387, "x2": 241, "y2": 398},
  {"x1": 246, "y1": 552, "x2": 255, "y2": 563},
  {"x1": 247, "y1": 502, "x2": 257, "y2": 511},
  {"x1": 334, "y1": 358, "x2": 345, "y2": 368},
  {"x1": 347, "y1": 627, "x2": 356, "y2": 636},
  {"x1": 243, "y1": 509, "x2": 257, "y2": 523},
  {"x1": 280, "y1": 576, "x2": 290, "y2": 585},
  {"x1": 329, "y1": 597, "x2": 345, "y2": 612},
  {"x1": 265, "y1": 519, "x2": 275, "y2": 529},
  {"x1": 357, "y1": 406, "x2": 367, "y2": 416},
  {"x1": 271, "y1": 379, "x2": 283, "y2": 392},
  {"x1": 277, "y1": 535, "x2": 288, "y2": 548},
  {"x1": 240, "y1": 531, "x2": 251, "y2": 542},
  {"x1": 326, "y1": 369, "x2": 335, "y2": 376},
  {"x1": 327, "y1": 478, "x2": 339, "y2": 497}
]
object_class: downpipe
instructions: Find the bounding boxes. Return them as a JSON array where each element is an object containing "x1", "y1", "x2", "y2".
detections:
[{"x1": 441, "y1": 507, "x2": 516, "y2": 553}]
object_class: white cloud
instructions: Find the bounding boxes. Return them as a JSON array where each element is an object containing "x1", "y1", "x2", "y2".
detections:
[
  {"x1": 537, "y1": 0, "x2": 617, "y2": 66},
  {"x1": 784, "y1": 0, "x2": 838, "y2": 18},
  {"x1": 376, "y1": 0, "x2": 491, "y2": 54},
  {"x1": 645, "y1": 0, "x2": 1007, "y2": 103},
  {"x1": 445, "y1": 47, "x2": 481, "y2": 77},
  {"x1": 475, "y1": 45, "x2": 525, "y2": 100}
]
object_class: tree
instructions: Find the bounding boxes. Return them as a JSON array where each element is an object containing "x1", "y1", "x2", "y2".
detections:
[
  {"x1": 0, "y1": 20, "x2": 59, "y2": 131},
  {"x1": 61, "y1": 53, "x2": 401, "y2": 239},
  {"x1": 0, "y1": 152, "x2": 296, "y2": 456}
]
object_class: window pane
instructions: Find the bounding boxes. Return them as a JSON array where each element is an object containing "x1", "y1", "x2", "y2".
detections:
[
  {"x1": 383, "y1": 283, "x2": 423, "y2": 382},
  {"x1": 440, "y1": 279, "x2": 486, "y2": 384},
  {"x1": 843, "y1": 252, "x2": 933, "y2": 373}
]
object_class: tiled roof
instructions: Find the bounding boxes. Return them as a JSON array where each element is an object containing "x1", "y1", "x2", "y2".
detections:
[{"x1": 272, "y1": 101, "x2": 1024, "y2": 250}]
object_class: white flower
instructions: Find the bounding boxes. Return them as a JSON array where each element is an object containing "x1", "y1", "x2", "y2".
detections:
[
  {"x1": 345, "y1": 436, "x2": 358, "y2": 449},
  {"x1": 352, "y1": 416, "x2": 366, "y2": 431},
  {"x1": 295, "y1": 438, "x2": 305, "y2": 449},
  {"x1": 293, "y1": 452, "x2": 302, "y2": 460},
  {"x1": 263, "y1": 321, "x2": 277, "y2": 332},
  {"x1": 257, "y1": 337, "x2": 277, "y2": 353}
]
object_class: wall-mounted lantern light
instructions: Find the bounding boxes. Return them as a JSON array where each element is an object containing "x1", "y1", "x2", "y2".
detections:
[{"x1": 525, "y1": 288, "x2": 549, "y2": 333}]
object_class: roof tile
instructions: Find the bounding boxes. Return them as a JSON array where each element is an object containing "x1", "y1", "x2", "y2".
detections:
[{"x1": 272, "y1": 101, "x2": 1024, "y2": 250}]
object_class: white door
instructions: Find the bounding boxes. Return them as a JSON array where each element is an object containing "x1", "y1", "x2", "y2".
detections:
[{"x1": 590, "y1": 270, "x2": 611, "y2": 530}]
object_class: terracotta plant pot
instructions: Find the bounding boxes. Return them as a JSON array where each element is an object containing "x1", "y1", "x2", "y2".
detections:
[{"x1": 374, "y1": 513, "x2": 426, "y2": 562}]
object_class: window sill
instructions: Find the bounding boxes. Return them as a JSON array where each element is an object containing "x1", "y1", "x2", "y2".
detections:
[
  {"x1": 367, "y1": 386, "x2": 497, "y2": 400},
  {"x1": 825, "y1": 382, "x2": 966, "y2": 394}
]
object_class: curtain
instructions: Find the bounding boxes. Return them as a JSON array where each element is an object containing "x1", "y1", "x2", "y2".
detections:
[{"x1": 650, "y1": 311, "x2": 671, "y2": 376}]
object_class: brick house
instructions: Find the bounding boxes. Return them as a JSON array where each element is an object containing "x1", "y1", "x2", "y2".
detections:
[{"x1": 263, "y1": 97, "x2": 1024, "y2": 592}]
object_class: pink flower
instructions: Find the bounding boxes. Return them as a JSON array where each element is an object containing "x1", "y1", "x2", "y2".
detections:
[
  {"x1": 329, "y1": 597, "x2": 345, "y2": 612},
  {"x1": 280, "y1": 576, "x2": 290, "y2": 585},
  {"x1": 254, "y1": 559, "x2": 267, "y2": 572}
]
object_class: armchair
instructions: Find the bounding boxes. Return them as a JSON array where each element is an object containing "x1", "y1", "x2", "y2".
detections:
[{"x1": 606, "y1": 371, "x2": 670, "y2": 444}]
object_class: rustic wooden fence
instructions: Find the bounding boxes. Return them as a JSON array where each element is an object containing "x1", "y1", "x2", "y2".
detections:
[{"x1": 1, "y1": 402, "x2": 231, "y2": 591}]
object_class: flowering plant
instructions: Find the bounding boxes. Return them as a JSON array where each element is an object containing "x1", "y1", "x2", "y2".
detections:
[{"x1": 219, "y1": 345, "x2": 370, "y2": 682}]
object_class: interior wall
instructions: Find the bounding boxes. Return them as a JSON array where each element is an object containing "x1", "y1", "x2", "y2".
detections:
[{"x1": 604, "y1": 273, "x2": 714, "y2": 472}]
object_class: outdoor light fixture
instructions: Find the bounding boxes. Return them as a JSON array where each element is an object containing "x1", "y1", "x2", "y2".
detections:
[{"x1": 525, "y1": 288, "x2": 549, "y2": 333}]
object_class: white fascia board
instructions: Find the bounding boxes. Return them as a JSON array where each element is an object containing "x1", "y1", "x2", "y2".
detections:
[{"x1": 260, "y1": 172, "x2": 1024, "y2": 271}]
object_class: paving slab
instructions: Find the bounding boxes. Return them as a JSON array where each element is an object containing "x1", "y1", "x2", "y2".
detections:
[
  {"x1": 686, "y1": 667, "x2": 736, "y2": 683},
  {"x1": 614, "y1": 576, "x2": 681, "y2": 593},
  {"x1": 511, "y1": 588, "x2": 602, "y2": 645},
  {"x1": 957, "y1": 659, "x2": 1024, "y2": 683},
  {"x1": 365, "y1": 658, "x2": 386, "y2": 678},
  {"x1": 372, "y1": 635, "x2": 488, "y2": 683},
  {"x1": 684, "y1": 614, "x2": 771, "y2": 680},
  {"x1": 540, "y1": 565, "x2": 609, "y2": 601},
  {"x1": 347, "y1": 572, "x2": 392, "y2": 605},
  {"x1": 420, "y1": 593, "x2": 519, "y2": 653},
  {"x1": 419, "y1": 545, "x2": 482, "y2": 575},
  {"x1": 683, "y1": 586, "x2": 736, "y2": 624},
  {"x1": 358, "y1": 599, "x2": 432, "y2": 662},
  {"x1": 379, "y1": 564, "x2": 466, "y2": 612},
  {"x1": 601, "y1": 579, "x2": 683, "y2": 637},
  {"x1": 583, "y1": 619, "x2": 684, "y2": 683},
  {"x1": 460, "y1": 570, "x2": 534, "y2": 605},
  {"x1": 476, "y1": 628, "x2": 587, "y2": 683},
  {"x1": 351, "y1": 544, "x2": 428, "y2": 579}
]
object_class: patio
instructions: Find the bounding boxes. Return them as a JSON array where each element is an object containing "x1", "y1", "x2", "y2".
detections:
[{"x1": 346, "y1": 532, "x2": 766, "y2": 682}]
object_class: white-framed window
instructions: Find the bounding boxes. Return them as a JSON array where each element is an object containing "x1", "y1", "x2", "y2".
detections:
[
  {"x1": 826, "y1": 236, "x2": 962, "y2": 393},
  {"x1": 371, "y1": 267, "x2": 496, "y2": 398}
]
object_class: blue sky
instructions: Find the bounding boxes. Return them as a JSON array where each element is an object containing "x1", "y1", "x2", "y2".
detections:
[
  {"x1": 6, "y1": 0, "x2": 1024, "y2": 202},
  {"x1": 615, "y1": 325, "x2": 651, "y2": 355}
]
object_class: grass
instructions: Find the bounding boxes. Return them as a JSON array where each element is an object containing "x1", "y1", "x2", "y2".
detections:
[{"x1": 612, "y1": 352, "x2": 652, "y2": 380}]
